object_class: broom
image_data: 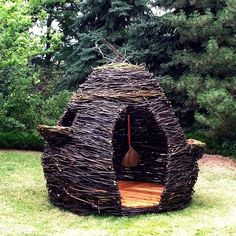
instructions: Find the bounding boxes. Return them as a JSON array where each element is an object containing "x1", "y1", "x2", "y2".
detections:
[{"x1": 122, "y1": 114, "x2": 141, "y2": 168}]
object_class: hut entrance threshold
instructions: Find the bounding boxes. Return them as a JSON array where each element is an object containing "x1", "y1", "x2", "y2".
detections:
[{"x1": 117, "y1": 180, "x2": 164, "y2": 208}]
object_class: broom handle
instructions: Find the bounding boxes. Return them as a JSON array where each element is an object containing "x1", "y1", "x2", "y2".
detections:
[{"x1": 128, "y1": 114, "x2": 131, "y2": 146}]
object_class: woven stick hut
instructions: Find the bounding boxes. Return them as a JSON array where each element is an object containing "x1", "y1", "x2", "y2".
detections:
[{"x1": 38, "y1": 63, "x2": 205, "y2": 216}]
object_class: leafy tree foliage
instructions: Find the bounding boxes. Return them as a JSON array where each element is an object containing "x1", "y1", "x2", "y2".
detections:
[
  {"x1": 0, "y1": 0, "x2": 42, "y2": 131},
  {"x1": 0, "y1": 1, "x2": 71, "y2": 133},
  {"x1": 28, "y1": 0, "x2": 79, "y2": 94},
  {"x1": 30, "y1": 0, "x2": 79, "y2": 67},
  {"x1": 0, "y1": 1, "x2": 41, "y2": 97}
]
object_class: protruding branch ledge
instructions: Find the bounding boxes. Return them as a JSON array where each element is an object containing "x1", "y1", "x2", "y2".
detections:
[
  {"x1": 187, "y1": 138, "x2": 206, "y2": 160},
  {"x1": 37, "y1": 125, "x2": 74, "y2": 145}
]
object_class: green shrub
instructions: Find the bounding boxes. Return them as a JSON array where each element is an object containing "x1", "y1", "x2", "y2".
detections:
[
  {"x1": 41, "y1": 90, "x2": 72, "y2": 126},
  {"x1": 195, "y1": 88, "x2": 236, "y2": 141},
  {"x1": 0, "y1": 131, "x2": 44, "y2": 151},
  {"x1": 0, "y1": 90, "x2": 71, "y2": 151},
  {"x1": 0, "y1": 78, "x2": 43, "y2": 132}
]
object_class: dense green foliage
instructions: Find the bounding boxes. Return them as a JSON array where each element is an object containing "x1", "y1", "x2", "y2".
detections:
[
  {"x1": 126, "y1": 0, "x2": 236, "y2": 155},
  {"x1": 59, "y1": 0, "x2": 150, "y2": 89},
  {"x1": 0, "y1": 1, "x2": 40, "y2": 97},
  {"x1": 0, "y1": 132, "x2": 44, "y2": 150},
  {"x1": 0, "y1": 1, "x2": 71, "y2": 149},
  {"x1": 0, "y1": 0, "x2": 235, "y2": 156},
  {"x1": 156, "y1": 0, "x2": 236, "y2": 143}
]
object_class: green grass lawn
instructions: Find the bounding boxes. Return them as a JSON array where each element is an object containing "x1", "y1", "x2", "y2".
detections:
[{"x1": 0, "y1": 151, "x2": 236, "y2": 236}]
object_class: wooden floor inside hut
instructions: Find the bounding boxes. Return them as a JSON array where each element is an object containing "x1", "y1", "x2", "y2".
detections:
[{"x1": 117, "y1": 180, "x2": 164, "y2": 208}]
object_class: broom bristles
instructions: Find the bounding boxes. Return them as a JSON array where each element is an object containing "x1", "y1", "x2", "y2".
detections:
[{"x1": 122, "y1": 145, "x2": 141, "y2": 168}]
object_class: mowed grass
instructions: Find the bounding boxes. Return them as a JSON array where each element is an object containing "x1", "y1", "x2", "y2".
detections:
[{"x1": 0, "y1": 151, "x2": 236, "y2": 236}]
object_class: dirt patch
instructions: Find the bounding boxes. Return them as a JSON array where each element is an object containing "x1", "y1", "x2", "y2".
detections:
[{"x1": 199, "y1": 154, "x2": 236, "y2": 170}]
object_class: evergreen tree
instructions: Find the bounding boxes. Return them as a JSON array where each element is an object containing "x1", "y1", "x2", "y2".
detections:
[
  {"x1": 128, "y1": 0, "x2": 236, "y2": 144},
  {"x1": 59, "y1": 0, "x2": 150, "y2": 89}
]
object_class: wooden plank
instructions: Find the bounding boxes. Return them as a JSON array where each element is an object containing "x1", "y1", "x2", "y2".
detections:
[{"x1": 117, "y1": 180, "x2": 164, "y2": 208}]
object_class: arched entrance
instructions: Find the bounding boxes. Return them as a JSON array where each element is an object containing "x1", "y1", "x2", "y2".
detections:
[{"x1": 112, "y1": 105, "x2": 168, "y2": 208}]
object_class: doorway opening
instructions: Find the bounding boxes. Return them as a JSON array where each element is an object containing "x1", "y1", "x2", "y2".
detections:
[{"x1": 112, "y1": 105, "x2": 168, "y2": 208}]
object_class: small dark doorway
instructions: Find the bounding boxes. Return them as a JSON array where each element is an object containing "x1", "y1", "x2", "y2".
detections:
[{"x1": 112, "y1": 105, "x2": 168, "y2": 208}]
